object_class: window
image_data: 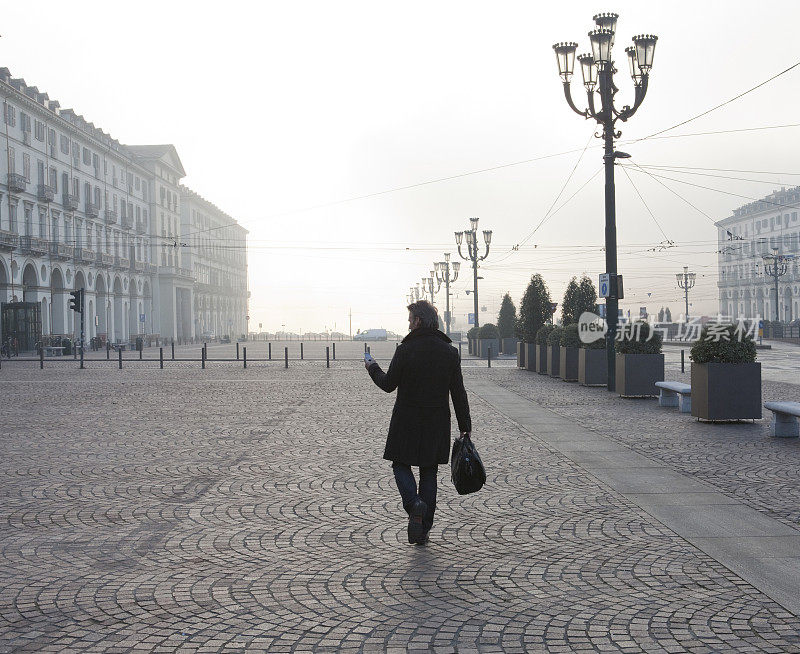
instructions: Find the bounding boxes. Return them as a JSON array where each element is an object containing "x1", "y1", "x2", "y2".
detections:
[
  {"x1": 72, "y1": 141, "x2": 80, "y2": 167},
  {"x1": 37, "y1": 160, "x2": 45, "y2": 185},
  {"x1": 49, "y1": 166, "x2": 57, "y2": 191},
  {"x1": 9, "y1": 204, "x2": 17, "y2": 231},
  {"x1": 135, "y1": 176, "x2": 140, "y2": 191},
  {"x1": 92, "y1": 153, "x2": 99, "y2": 173},
  {"x1": 22, "y1": 153, "x2": 30, "y2": 181},
  {"x1": 62, "y1": 172, "x2": 69, "y2": 195},
  {"x1": 3, "y1": 101, "x2": 16, "y2": 126},
  {"x1": 34, "y1": 120, "x2": 45, "y2": 141},
  {"x1": 60, "y1": 134, "x2": 69, "y2": 155},
  {"x1": 83, "y1": 147, "x2": 91, "y2": 166},
  {"x1": 73, "y1": 176, "x2": 79, "y2": 198},
  {"x1": 39, "y1": 210, "x2": 46, "y2": 238},
  {"x1": 7, "y1": 147, "x2": 15, "y2": 174},
  {"x1": 793, "y1": 212, "x2": 798, "y2": 222},
  {"x1": 20, "y1": 112, "x2": 31, "y2": 134}
]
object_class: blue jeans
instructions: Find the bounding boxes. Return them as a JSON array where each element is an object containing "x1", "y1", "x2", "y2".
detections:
[{"x1": 392, "y1": 462, "x2": 437, "y2": 533}]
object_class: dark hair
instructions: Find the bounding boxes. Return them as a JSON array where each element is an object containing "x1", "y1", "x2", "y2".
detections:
[{"x1": 407, "y1": 300, "x2": 439, "y2": 330}]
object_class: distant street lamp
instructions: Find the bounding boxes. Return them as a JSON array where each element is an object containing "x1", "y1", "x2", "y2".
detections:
[
  {"x1": 676, "y1": 266, "x2": 696, "y2": 322},
  {"x1": 456, "y1": 217, "x2": 492, "y2": 331},
  {"x1": 763, "y1": 247, "x2": 791, "y2": 322},
  {"x1": 553, "y1": 13, "x2": 657, "y2": 390},
  {"x1": 435, "y1": 254, "x2": 460, "y2": 336}
]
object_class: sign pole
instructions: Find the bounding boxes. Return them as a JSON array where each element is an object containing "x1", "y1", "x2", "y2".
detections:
[{"x1": 80, "y1": 289, "x2": 85, "y2": 369}]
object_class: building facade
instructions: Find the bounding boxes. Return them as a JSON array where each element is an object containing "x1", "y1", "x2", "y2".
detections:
[
  {"x1": 0, "y1": 67, "x2": 248, "y2": 347},
  {"x1": 180, "y1": 187, "x2": 249, "y2": 338},
  {"x1": 717, "y1": 186, "x2": 800, "y2": 322}
]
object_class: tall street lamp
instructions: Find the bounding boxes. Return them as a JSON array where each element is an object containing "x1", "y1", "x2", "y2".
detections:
[
  {"x1": 435, "y1": 253, "x2": 460, "y2": 335},
  {"x1": 456, "y1": 217, "x2": 492, "y2": 331},
  {"x1": 553, "y1": 13, "x2": 657, "y2": 391},
  {"x1": 763, "y1": 247, "x2": 791, "y2": 322},
  {"x1": 676, "y1": 266, "x2": 696, "y2": 322}
]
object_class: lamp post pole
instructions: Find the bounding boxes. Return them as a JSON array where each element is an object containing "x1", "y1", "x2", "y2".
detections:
[
  {"x1": 763, "y1": 247, "x2": 789, "y2": 322},
  {"x1": 435, "y1": 254, "x2": 460, "y2": 336},
  {"x1": 676, "y1": 266, "x2": 696, "y2": 322},
  {"x1": 553, "y1": 14, "x2": 658, "y2": 391},
  {"x1": 455, "y1": 217, "x2": 492, "y2": 332}
]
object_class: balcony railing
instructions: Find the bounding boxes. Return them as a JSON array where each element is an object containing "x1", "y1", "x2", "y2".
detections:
[
  {"x1": 37, "y1": 184, "x2": 56, "y2": 203},
  {"x1": 63, "y1": 193, "x2": 79, "y2": 211},
  {"x1": 133, "y1": 261, "x2": 146, "y2": 273},
  {"x1": 0, "y1": 229, "x2": 19, "y2": 250},
  {"x1": 121, "y1": 214, "x2": 134, "y2": 229},
  {"x1": 145, "y1": 263, "x2": 157, "y2": 274},
  {"x1": 20, "y1": 235, "x2": 47, "y2": 255},
  {"x1": 85, "y1": 202, "x2": 99, "y2": 218},
  {"x1": 115, "y1": 256, "x2": 131, "y2": 269},
  {"x1": 135, "y1": 219, "x2": 147, "y2": 234},
  {"x1": 7, "y1": 173, "x2": 27, "y2": 192},
  {"x1": 49, "y1": 242, "x2": 74, "y2": 259},
  {"x1": 75, "y1": 247, "x2": 95, "y2": 263},
  {"x1": 96, "y1": 251, "x2": 114, "y2": 267},
  {"x1": 104, "y1": 209, "x2": 118, "y2": 225}
]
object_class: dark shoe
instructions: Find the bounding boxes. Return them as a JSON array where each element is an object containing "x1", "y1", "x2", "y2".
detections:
[
  {"x1": 407, "y1": 498, "x2": 427, "y2": 544},
  {"x1": 414, "y1": 531, "x2": 430, "y2": 546}
]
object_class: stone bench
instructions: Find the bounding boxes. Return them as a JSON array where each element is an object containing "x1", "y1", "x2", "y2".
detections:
[
  {"x1": 764, "y1": 401, "x2": 800, "y2": 438},
  {"x1": 655, "y1": 381, "x2": 692, "y2": 413}
]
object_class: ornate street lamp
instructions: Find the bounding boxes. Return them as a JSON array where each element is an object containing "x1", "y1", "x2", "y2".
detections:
[
  {"x1": 676, "y1": 266, "x2": 696, "y2": 322},
  {"x1": 553, "y1": 13, "x2": 658, "y2": 390},
  {"x1": 435, "y1": 253, "x2": 460, "y2": 335},
  {"x1": 456, "y1": 217, "x2": 492, "y2": 331},
  {"x1": 763, "y1": 247, "x2": 791, "y2": 322}
]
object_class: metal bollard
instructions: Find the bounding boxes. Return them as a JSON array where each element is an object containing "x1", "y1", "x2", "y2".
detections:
[
  {"x1": 160, "y1": 347, "x2": 164, "y2": 369},
  {"x1": 285, "y1": 347, "x2": 289, "y2": 368},
  {"x1": 326, "y1": 346, "x2": 330, "y2": 368},
  {"x1": 73, "y1": 344, "x2": 77, "y2": 360},
  {"x1": 301, "y1": 342, "x2": 304, "y2": 360},
  {"x1": 269, "y1": 342, "x2": 272, "y2": 360},
  {"x1": 118, "y1": 348, "x2": 123, "y2": 369},
  {"x1": 243, "y1": 346, "x2": 247, "y2": 368},
  {"x1": 139, "y1": 345, "x2": 143, "y2": 360},
  {"x1": 40, "y1": 347, "x2": 44, "y2": 369},
  {"x1": 202, "y1": 347, "x2": 206, "y2": 369},
  {"x1": 332, "y1": 343, "x2": 336, "y2": 359},
  {"x1": 107, "y1": 342, "x2": 110, "y2": 360},
  {"x1": 171, "y1": 341, "x2": 175, "y2": 360},
  {"x1": 80, "y1": 343, "x2": 84, "y2": 370},
  {"x1": 681, "y1": 349, "x2": 685, "y2": 373},
  {"x1": 488, "y1": 346, "x2": 492, "y2": 368},
  {"x1": 364, "y1": 342, "x2": 368, "y2": 354},
  {"x1": 236, "y1": 342, "x2": 240, "y2": 360}
]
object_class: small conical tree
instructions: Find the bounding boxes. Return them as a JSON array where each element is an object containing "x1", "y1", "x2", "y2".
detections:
[
  {"x1": 665, "y1": 306, "x2": 672, "y2": 322},
  {"x1": 562, "y1": 274, "x2": 598, "y2": 325},
  {"x1": 496, "y1": 293, "x2": 517, "y2": 338},
  {"x1": 658, "y1": 307, "x2": 665, "y2": 322},
  {"x1": 519, "y1": 274, "x2": 552, "y2": 343},
  {"x1": 561, "y1": 277, "x2": 581, "y2": 325}
]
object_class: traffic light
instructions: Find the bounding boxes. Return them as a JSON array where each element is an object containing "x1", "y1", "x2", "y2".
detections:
[{"x1": 69, "y1": 289, "x2": 83, "y2": 313}]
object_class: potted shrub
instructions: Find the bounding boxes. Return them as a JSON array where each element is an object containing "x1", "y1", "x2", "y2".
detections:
[
  {"x1": 559, "y1": 323, "x2": 580, "y2": 382},
  {"x1": 690, "y1": 324, "x2": 761, "y2": 420},
  {"x1": 547, "y1": 325, "x2": 563, "y2": 378},
  {"x1": 515, "y1": 317, "x2": 526, "y2": 368},
  {"x1": 496, "y1": 293, "x2": 518, "y2": 355},
  {"x1": 615, "y1": 321, "x2": 664, "y2": 397},
  {"x1": 579, "y1": 333, "x2": 607, "y2": 387},
  {"x1": 477, "y1": 323, "x2": 500, "y2": 359},
  {"x1": 467, "y1": 326, "x2": 478, "y2": 355},
  {"x1": 519, "y1": 274, "x2": 553, "y2": 372},
  {"x1": 535, "y1": 325, "x2": 554, "y2": 374}
]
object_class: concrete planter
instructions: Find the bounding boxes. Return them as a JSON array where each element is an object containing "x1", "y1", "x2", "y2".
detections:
[
  {"x1": 517, "y1": 342, "x2": 526, "y2": 368},
  {"x1": 559, "y1": 347, "x2": 579, "y2": 382},
  {"x1": 615, "y1": 353, "x2": 664, "y2": 397},
  {"x1": 477, "y1": 338, "x2": 499, "y2": 359},
  {"x1": 501, "y1": 337, "x2": 518, "y2": 355},
  {"x1": 535, "y1": 344, "x2": 548, "y2": 374},
  {"x1": 691, "y1": 362, "x2": 762, "y2": 421},
  {"x1": 579, "y1": 348, "x2": 607, "y2": 386},
  {"x1": 525, "y1": 343, "x2": 537, "y2": 371},
  {"x1": 547, "y1": 345, "x2": 561, "y2": 378}
]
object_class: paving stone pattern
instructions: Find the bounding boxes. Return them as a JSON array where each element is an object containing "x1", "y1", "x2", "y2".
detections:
[
  {"x1": 0, "y1": 363, "x2": 799, "y2": 652},
  {"x1": 485, "y1": 361, "x2": 800, "y2": 530}
]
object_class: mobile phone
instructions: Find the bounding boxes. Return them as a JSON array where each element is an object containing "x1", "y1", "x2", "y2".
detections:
[{"x1": 364, "y1": 353, "x2": 374, "y2": 362}]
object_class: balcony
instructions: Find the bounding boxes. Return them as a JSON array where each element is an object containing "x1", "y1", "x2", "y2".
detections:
[
  {"x1": 145, "y1": 263, "x2": 157, "y2": 274},
  {"x1": 63, "y1": 193, "x2": 79, "y2": 211},
  {"x1": 0, "y1": 229, "x2": 19, "y2": 250},
  {"x1": 49, "y1": 242, "x2": 74, "y2": 260},
  {"x1": 115, "y1": 255, "x2": 131, "y2": 269},
  {"x1": 134, "y1": 261, "x2": 146, "y2": 273},
  {"x1": 75, "y1": 247, "x2": 95, "y2": 264},
  {"x1": 135, "y1": 219, "x2": 147, "y2": 234},
  {"x1": 96, "y1": 251, "x2": 114, "y2": 267},
  {"x1": 7, "y1": 173, "x2": 27, "y2": 193},
  {"x1": 85, "y1": 202, "x2": 99, "y2": 218},
  {"x1": 37, "y1": 184, "x2": 56, "y2": 203},
  {"x1": 121, "y1": 214, "x2": 134, "y2": 229},
  {"x1": 104, "y1": 209, "x2": 118, "y2": 225},
  {"x1": 20, "y1": 235, "x2": 47, "y2": 256}
]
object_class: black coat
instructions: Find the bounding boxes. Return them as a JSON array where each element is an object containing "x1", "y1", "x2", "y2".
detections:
[{"x1": 368, "y1": 328, "x2": 472, "y2": 466}]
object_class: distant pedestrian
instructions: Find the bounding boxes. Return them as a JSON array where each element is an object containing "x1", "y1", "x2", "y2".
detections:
[{"x1": 365, "y1": 300, "x2": 472, "y2": 545}]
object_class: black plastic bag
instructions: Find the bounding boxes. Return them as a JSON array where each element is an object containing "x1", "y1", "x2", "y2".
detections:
[{"x1": 450, "y1": 434, "x2": 486, "y2": 495}]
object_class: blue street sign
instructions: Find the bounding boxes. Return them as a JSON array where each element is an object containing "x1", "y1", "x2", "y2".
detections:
[
  {"x1": 468, "y1": 313, "x2": 476, "y2": 325},
  {"x1": 140, "y1": 313, "x2": 145, "y2": 323}
]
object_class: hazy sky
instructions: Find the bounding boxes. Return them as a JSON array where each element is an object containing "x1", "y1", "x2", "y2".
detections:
[{"x1": 5, "y1": 1, "x2": 800, "y2": 334}]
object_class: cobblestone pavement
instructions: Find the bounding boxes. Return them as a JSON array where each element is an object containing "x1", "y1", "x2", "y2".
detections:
[
  {"x1": 485, "y1": 361, "x2": 800, "y2": 530},
  {"x1": 1, "y1": 362, "x2": 800, "y2": 652}
]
